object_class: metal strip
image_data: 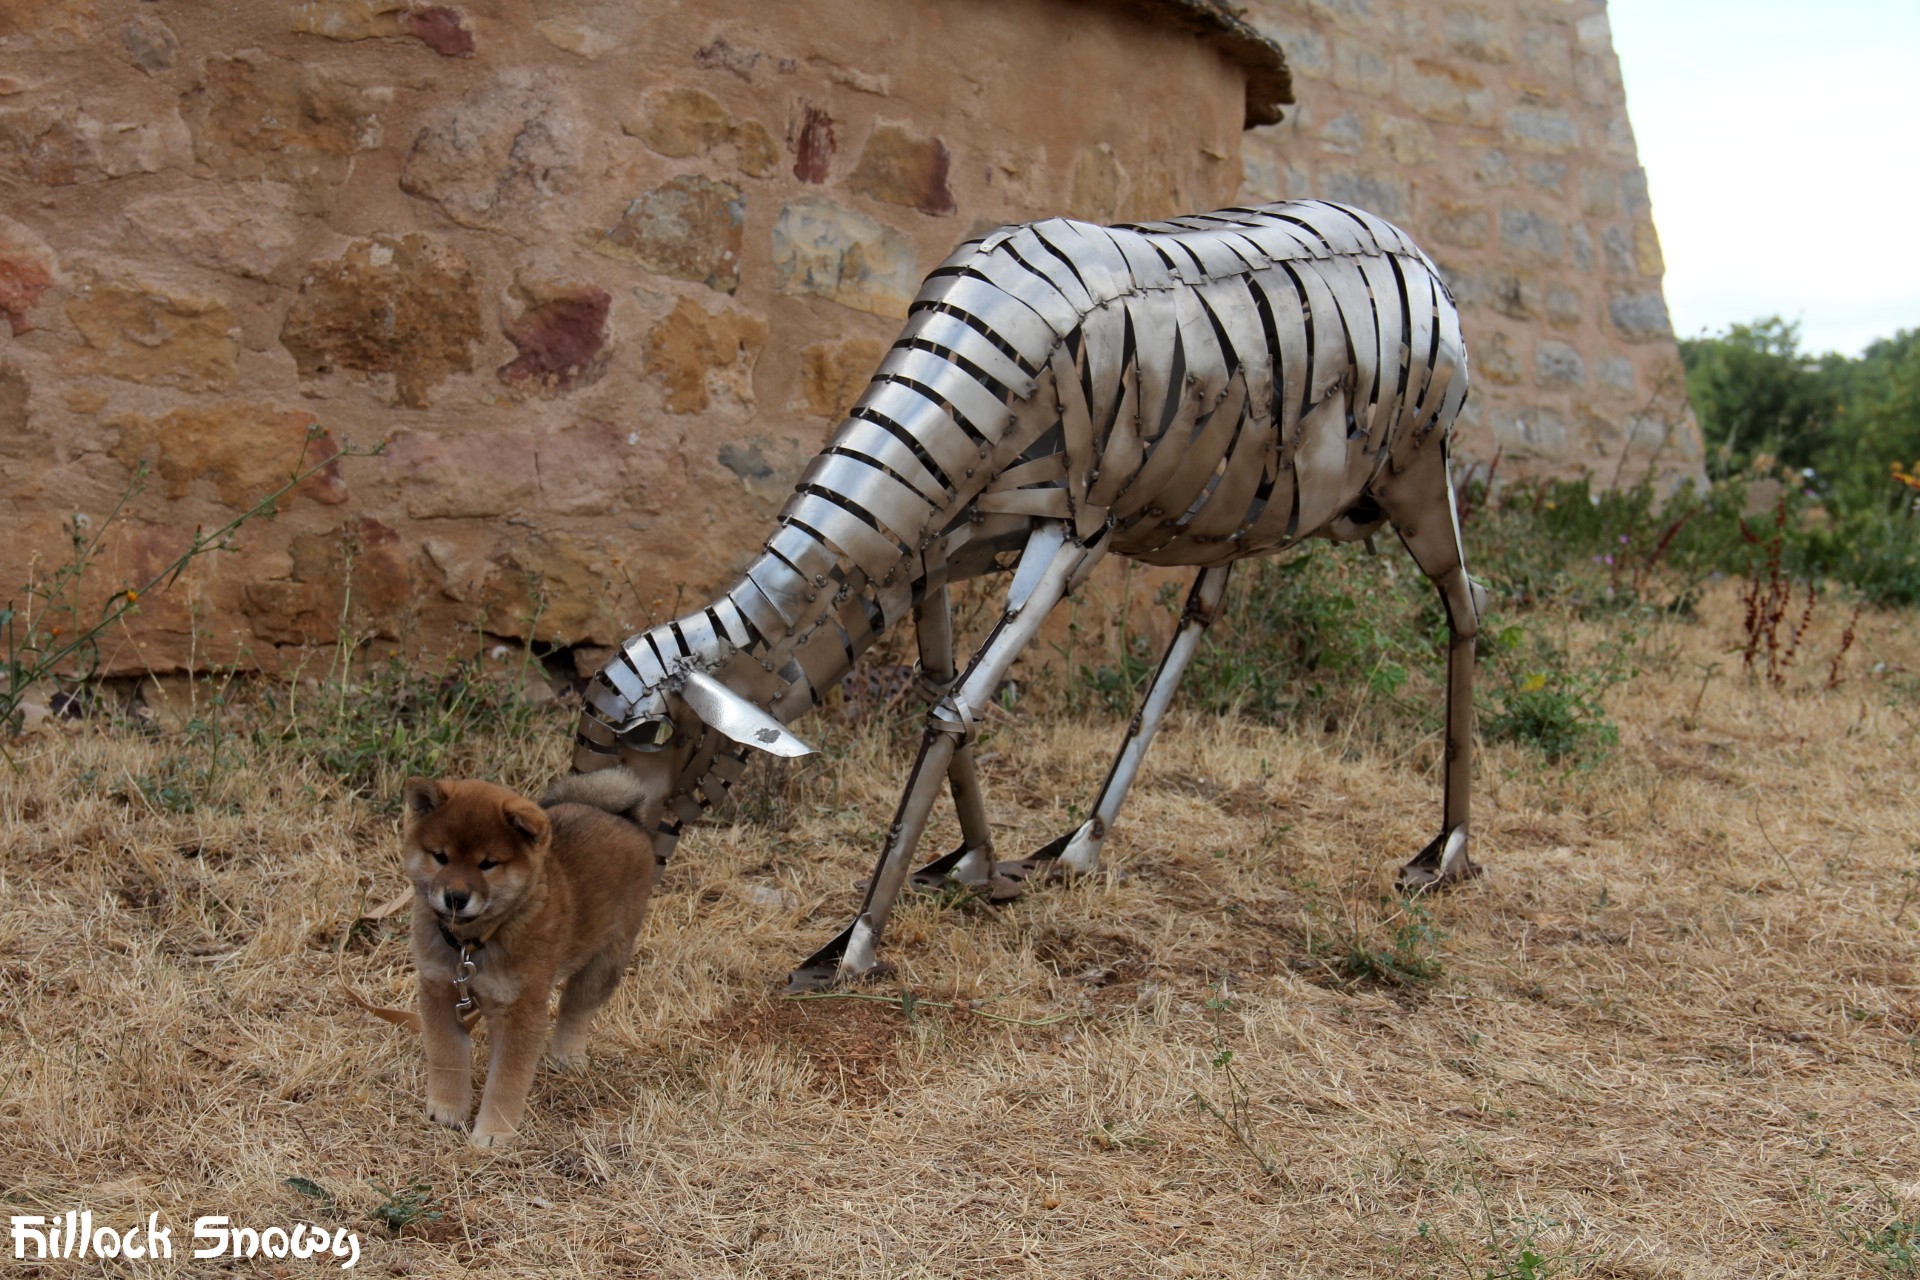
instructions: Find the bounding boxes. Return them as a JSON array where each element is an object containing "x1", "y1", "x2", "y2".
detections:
[
  {"x1": 961, "y1": 248, "x2": 1083, "y2": 338},
  {"x1": 767, "y1": 523, "x2": 837, "y2": 585},
  {"x1": 915, "y1": 275, "x2": 1059, "y2": 365},
  {"x1": 800, "y1": 453, "x2": 937, "y2": 547},
  {"x1": 896, "y1": 308, "x2": 1037, "y2": 398},
  {"x1": 976, "y1": 487, "x2": 1073, "y2": 519},
  {"x1": 826, "y1": 419, "x2": 950, "y2": 502},
  {"x1": 854, "y1": 381, "x2": 986, "y2": 483},
  {"x1": 875, "y1": 346, "x2": 1018, "y2": 444},
  {"x1": 786, "y1": 491, "x2": 911, "y2": 571}
]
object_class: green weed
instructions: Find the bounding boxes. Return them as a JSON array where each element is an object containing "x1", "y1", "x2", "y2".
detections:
[
  {"x1": 2, "y1": 428, "x2": 379, "y2": 749},
  {"x1": 367, "y1": 1181, "x2": 442, "y2": 1235}
]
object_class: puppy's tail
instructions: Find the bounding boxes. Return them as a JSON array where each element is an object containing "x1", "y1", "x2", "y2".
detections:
[{"x1": 540, "y1": 769, "x2": 661, "y2": 830}]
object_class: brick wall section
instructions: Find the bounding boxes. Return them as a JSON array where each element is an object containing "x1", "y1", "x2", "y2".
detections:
[
  {"x1": 1237, "y1": 0, "x2": 1704, "y2": 486},
  {"x1": 0, "y1": 0, "x2": 1250, "y2": 675}
]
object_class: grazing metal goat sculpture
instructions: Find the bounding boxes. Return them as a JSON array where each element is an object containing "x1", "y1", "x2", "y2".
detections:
[{"x1": 570, "y1": 199, "x2": 1484, "y2": 990}]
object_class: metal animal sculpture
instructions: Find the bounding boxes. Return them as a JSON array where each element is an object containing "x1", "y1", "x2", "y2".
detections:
[{"x1": 570, "y1": 199, "x2": 1484, "y2": 990}]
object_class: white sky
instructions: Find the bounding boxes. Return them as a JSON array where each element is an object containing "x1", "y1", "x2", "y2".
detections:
[{"x1": 1607, "y1": 0, "x2": 1920, "y2": 356}]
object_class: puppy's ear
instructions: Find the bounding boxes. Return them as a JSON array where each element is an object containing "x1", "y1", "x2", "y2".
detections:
[
  {"x1": 404, "y1": 777, "x2": 446, "y2": 821},
  {"x1": 502, "y1": 797, "x2": 550, "y2": 846}
]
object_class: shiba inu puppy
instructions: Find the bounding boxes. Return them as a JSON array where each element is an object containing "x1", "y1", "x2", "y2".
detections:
[{"x1": 403, "y1": 771, "x2": 658, "y2": 1147}]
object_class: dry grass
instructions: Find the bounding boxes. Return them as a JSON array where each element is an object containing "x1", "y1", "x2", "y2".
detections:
[{"x1": 3, "y1": 584, "x2": 1919, "y2": 1278}]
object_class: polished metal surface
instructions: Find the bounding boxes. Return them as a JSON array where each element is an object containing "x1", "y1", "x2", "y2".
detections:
[{"x1": 570, "y1": 199, "x2": 1485, "y2": 986}]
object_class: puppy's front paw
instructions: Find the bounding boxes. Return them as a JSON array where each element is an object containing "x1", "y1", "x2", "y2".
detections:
[
  {"x1": 469, "y1": 1122, "x2": 514, "y2": 1149},
  {"x1": 426, "y1": 1099, "x2": 468, "y2": 1129},
  {"x1": 544, "y1": 1049, "x2": 588, "y2": 1075}
]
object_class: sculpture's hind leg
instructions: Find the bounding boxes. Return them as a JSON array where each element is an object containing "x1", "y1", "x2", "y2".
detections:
[
  {"x1": 896, "y1": 582, "x2": 1007, "y2": 897},
  {"x1": 1006, "y1": 562, "x2": 1234, "y2": 884},
  {"x1": 1376, "y1": 445, "x2": 1486, "y2": 892},
  {"x1": 787, "y1": 523, "x2": 1106, "y2": 991}
]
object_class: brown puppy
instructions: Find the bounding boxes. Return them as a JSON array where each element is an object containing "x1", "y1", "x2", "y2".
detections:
[{"x1": 403, "y1": 771, "x2": 657, "y2": 1147}]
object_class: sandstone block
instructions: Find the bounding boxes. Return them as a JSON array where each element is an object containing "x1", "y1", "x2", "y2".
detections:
[
  {"x1": 1521, "y1": 27, "x2": 1572, "y2": 81},
  {"x1": 250, "y1": 515, "x2": 411, "y2": 645},
  {"x1": 1305, "y1": 0, "x2": 1376, "y2": 27},
  {"x1": 1597, "y1": 356, "x2": 1635, "y2": 394},
  {"x1": 1375, "y1": 116, "x2": 1435, "y2": 166},
  {"x1": 0, "y1": 218, "x2": 54, "y2": 333},
  {"x1": 183, "y1": 52, "x2": 378, "y2": 208},
  {"x1": 1479, "y1": 331, "x2": 1524, "y2": 385},
  {"x1": 0, "y1": 95, "x2": 187, "y2": 185},
  {"x1": 1442, "y1": 8, "x2": 1512, "y2": 63},
  {"x1": 627, "y1": 87, "x2": 729, "y2": 157},
  {"x1": 1491, "y1": 406, "x2": 1569, "y2": 460},
  {"x1": 280, "y1": 234, "x2": 484, "y2": 409},
  {"x1": 1321, "y1": 167, "x2": 1406, "y2": 219},
  {"x1": 792, "y1": 104, "x2": 835, "y2": 183},
  {"x1": 66, "y1": 279, "x2": 239, "y2": 391},
  {"x1": 1535, "y1": 340, "x2": 1585, "y2": 388},
  {"x1": 386, "y1": 428, "x2": 540, "y2": 519},
  {"x1": 291, "y1": 1, "x2": 474, "y2": 55},
  {"x1": 1497, "y1": 206, "x2": 1559, "y2": 260},
  {"x1": 1526, "y1": 159, "x2": 1567, "y2": 194},
  {"x1": 1473, "y1": 147, "x2": 1513, "y2": 187},
  {"x1": 1268, "y1": 23, "x2": 1329, "y2": 77},
  {"x1": 480, "y1": 532, "x2": 616, "y2": 646},
  {"x1": 732, "y1": 120, "x2": 779, "y2": 178},
  {"x1": 1609, "y1": 292, "x2": 1670, "y2": 342},
  {"x1": 595, "y1": 174, "x2": 744, "y2": 293},
  {"x1": 1606, "y1": 114, "x2": 1636, "y2": 158},
  {"x1": 1545, "y1": 284, "x2": 1583, "y2": 329},
  {"x1": 1579, "y1": 169, "x2": 1620, "y2": 217},
  {"x1": 848, "y1": 123, "x2": 955, "y2": 216},
  {"x1": 530, "y1": 420, "x2": 665, "y2": 517},
  {"x1": 108, "y1": 402, "x2": 348, "y2": 507},
  {"x1": 402, "y1": 76, "x2": 575, "y2": 229},
  {"x1": 121, "y1": 14, "x2": 178, "y2": 72},
  {"x1": 0, "y1": 357, "x2": 26, "y2": 440},
  {"x1": 642, "y1": 296, "x2": 766, "y2": 414},
  {"x1": 793, "y1": 336, "x2": 887, "y2": 421},
  {"x1": 1330, "y1": 40, "x2": 1392, "y2": 95},
  {"x1": 1601, "y1": 224, "x2": 1634, "y2": 277},
  {"x1": 717, "y1": 439, "x2": 775, "y2": 481},
  {"x1": 1485, "y1": 271, "x2": 1542, "y2": 321},
  {"x1": 1319, "y1": 112, "x2": 1365, "y2": 157},
  {"x1": 1399, "y1": 58, "x2": 1494, "y2": 127},
  {"x1": 530, "y1": 0, "x2": 645, "y2": 59},
  {"x1": 772, "y1": 198, "x2": 917, "y2": 319},
  {"x1": 124, "y1": 187, "x2": 299, "y2": 281},
  {"x1": 1569, "y1": 223, "x2": 1595, "y2": 273},
  {"x1": 0, "y1": 0, "x2": 95, "y2": 49},
  {"x1": 1504, "y1": 106, "x2": 1579, "y2": 155},
  {"x1": 498, "y1": 282, "x2": 612, "y2": 396},
  {"x1": 1621, "y1": 168, "x2": 1651, "y2": 218},
  {"x1": 1425, "y1": 200, "x2": 1489, "y2": 249},
  {"x1": 1633, "y1": 222, "x2": 1664, "y2": 277}
]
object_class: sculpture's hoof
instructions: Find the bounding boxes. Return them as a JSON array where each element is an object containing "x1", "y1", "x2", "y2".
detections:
[{"x1": 1393, "y1": 828, "x2": 1483, "y2": 895}]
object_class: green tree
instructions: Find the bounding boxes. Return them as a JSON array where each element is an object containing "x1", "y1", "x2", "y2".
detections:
[{"x1": 1679, "y1": 317, "x2": 1840, "y2": 478}]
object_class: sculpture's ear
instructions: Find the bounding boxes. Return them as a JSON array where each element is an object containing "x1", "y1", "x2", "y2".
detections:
[{"x1": 678, "y1": 670, "x2": 815, "y2": 757}]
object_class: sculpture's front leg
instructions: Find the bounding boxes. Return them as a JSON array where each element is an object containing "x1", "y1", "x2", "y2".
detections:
[
  {"x1": 788, "y1": 522, "x2": 1106, "y2": 991},
  {"x1": 1009, "y1": 561, "x2": 1234, "y2": 883}
]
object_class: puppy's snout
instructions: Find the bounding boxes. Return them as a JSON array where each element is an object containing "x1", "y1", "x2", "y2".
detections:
[{"x1": 439, "y1": 888, "x2": 472, "y2": 915}]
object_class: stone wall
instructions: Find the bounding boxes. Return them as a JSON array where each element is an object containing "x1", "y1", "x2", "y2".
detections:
[
  {"x1": 0, "y1": 0, "x2": 1697, "y2": 680},
  {"x1": 1238, "y1": 0, "x2": 1703, "y2": 485},
  {"x1": 0, "y1": 0, "x2": 1256, "y2": 675}
]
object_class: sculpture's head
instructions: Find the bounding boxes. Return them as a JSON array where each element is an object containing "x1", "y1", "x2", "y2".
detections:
[{"x1": 578, "y1": 664, "x2": 814, "y2": 823}]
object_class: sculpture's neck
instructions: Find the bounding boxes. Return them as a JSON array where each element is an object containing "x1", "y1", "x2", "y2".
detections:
[{"x1": 717, "y1": 547, "x2": 893, "y2": 725}]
